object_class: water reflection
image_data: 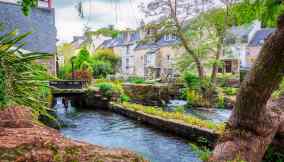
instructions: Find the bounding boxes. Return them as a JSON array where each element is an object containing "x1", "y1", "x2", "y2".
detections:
[{"x1": 54, "y1": 98, "x2": 202, "y2": 162}]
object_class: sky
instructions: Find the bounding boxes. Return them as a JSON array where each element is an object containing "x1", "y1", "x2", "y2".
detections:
[{"x1": 54, "y1": 0, "x2": 150, "y2": 43}]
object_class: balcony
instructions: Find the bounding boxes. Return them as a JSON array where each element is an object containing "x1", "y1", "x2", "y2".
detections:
[{"x1": 0, "y1": 0, "x2": 52, "y2": 9}]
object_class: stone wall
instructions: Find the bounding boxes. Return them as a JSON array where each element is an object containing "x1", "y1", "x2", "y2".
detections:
[
  {"x1": 110, "y1": 103, "x2": 219, "y2": 147},
  {"x1": 123, "y1": 83, "x2": 183, "y2": 106}
]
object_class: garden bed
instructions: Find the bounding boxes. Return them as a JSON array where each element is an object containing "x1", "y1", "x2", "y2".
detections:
[{"x1": 109, "y1": 102, "x2": 221, "y2": 147}]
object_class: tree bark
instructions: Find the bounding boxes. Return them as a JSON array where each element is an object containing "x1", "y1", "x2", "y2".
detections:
[{"x1": 209, "y1": 13, "x2": 284, "y2": 162}]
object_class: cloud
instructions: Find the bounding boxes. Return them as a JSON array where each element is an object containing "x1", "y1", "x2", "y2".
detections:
[{"x1": 55, "y1": 0, "x2": 149, "y2": 43}]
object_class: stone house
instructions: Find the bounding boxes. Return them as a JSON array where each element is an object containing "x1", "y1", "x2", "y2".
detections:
[
  {"x1": 246, "y1": 28, "x2": 275, "y2": 67},
  {"x1": 134, "y1": 34, "x2": 182, "y2": 79},
  {"x1": 0, "y1": 0, "x2": 57, "y2": 75},
  {"x1": 224, "y1": 20, "x2": 275, "y2": 73},
  {"x1": 100, "y1": 23, "x2": 183, "y2": 80}
]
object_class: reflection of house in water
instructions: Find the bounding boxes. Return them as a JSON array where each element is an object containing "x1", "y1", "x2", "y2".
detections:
[
  {"x1": 0, "y1": 0, "x2": 57, "y2": 75},
  {"x1": 223, "y1": 20, "x2": 275, "y2": 73}
]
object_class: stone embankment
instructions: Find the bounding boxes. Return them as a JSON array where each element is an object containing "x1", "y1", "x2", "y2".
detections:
[{"x1": 0, "y1": 106, "x2": 147, "y2": 162}]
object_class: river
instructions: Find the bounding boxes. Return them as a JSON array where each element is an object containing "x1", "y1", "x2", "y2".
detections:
[{"x1": 55, "y1": 98, "x2": 202, "y2": 162}]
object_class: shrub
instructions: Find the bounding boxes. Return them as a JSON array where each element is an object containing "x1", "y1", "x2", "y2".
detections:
[
  {"x1": 0, "y1": 30, "x2": 52, "y2": 116},
  {"x1": 183, "y1": 71, "x2": 201, "y2": 90},
  {"x1": 93, "y1": 60, "x2": 113, "y2": 78},
  {"x1": 272, "y1": 78, "x2": 284, "y2": 99},
  {"x1": 223, "y1": 87, "x2": 238, "y2": 96},
  {"x1": 128, "y1": 76, "x2": 145, "y2": 84},
  {"x1": 95, "y1": 81, "x2": 125, "y2": 100},
  {"x1": 96, "y1": 82, "x2": 114, "y2": 98},
  {"x1": 175, "y1": 106, "x2": 186, "y2": 113},
  {"x1": 186, "y1": 89, "x2": 204, "y2": 107},
  {"x1": 191, "y1": 144, "x2": 212, "y2": 161},
  {"x1": 93, "y1": 49, "x2": 120, "y2": 69},
  {"x1": 216, "y1": 94, "x2": 225, "y2": 108},
  {"x1": 120, "y1": 95, "x2": 130, "y2": 102}
]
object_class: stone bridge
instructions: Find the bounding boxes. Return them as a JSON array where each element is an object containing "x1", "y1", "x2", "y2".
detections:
[{"x1": 49, "y1": 80, "x2": 88, "y2": 97}]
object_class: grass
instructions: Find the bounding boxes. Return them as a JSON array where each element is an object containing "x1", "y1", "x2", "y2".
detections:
[{"x1": 119, "y1": 102, "x2": 225, "y2": 133}]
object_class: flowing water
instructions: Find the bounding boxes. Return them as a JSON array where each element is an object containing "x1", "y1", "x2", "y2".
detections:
[
  {"x1": 55, "y1": 98, "x2": 202, "y2": 162},
  {"x1": 167, "y1": 100, "x2": 232, "y2": 123}
]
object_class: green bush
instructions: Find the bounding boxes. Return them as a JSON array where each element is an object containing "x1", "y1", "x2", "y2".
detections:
[
  {"x1": 93, "y1": 49, "x2": 120, "y2": 69},
  {"x1": 223, "y1": 87, "x2": 238, "y2": 96},
  {"x1": 216, "y1": 94, "x2": 225, "y2": 108},
  {"x1": 95, "y1": 81, "x2": 125, "y2": 100},
  {"x1": 175, "y1": 106, "x2": 186, "y2": 113},
  {"x1": 95, "y1": 82, "x2": 113, "y2": 98},
  {"x1": 183, "y1": 71, "x2": 201, "y2": 90},
  {"x1": 93, "y1": 60, "x2": 113, "y2": 78},
  {"x1": 128, "y1": 76, "x2": 145, "y2": 84},
  {"x1": 120, "y1": 95, "x2": 130, "y2": 102},
  {"x1": 191, "y1": 144, "x2": 212, "y2": 161},
  {"x1": 272, "y1": 78, "x2": 284, "y2": 99},
  {"x1": 0, "y1": 67, "x2": 6, "y2": 107}
]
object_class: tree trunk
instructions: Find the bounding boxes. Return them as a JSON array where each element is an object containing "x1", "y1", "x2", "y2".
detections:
[{"x1": 209, "y1": 13, "x2": 284, "y2": 162}]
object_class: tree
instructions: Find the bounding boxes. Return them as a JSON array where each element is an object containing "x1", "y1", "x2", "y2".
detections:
[
  {"x1": 209, "y1": 12, "x2": 284, "y2": 162},
  {"x1": 140, "y1": 0, "x2": 231, "y2": 104},
  {"x1": 93, "y1": 49, "x2": 120, "y2": 70}
]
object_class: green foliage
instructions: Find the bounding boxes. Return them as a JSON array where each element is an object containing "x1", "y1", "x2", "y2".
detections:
[
  {"x1": 120, "y1": 95, "x2": 130, "y2": 102},
  {"x1": 0, "y1": 30, "x2": 52, "y2": 116},
  {"x1": 0, "y1": 67, "x2": 6, "y2": 107},
  {"x1": 217, "y1": 94, "x2": 225, "y2": 108},
  {"x1": 190, "y1": 144, "x2": 212, "y2": 161},
  {"x1": 223, "y1": 87, "x2": 238, "y2": 96},
  {"x1": 183, "y1": 72, "x2": 201, "y2": 90},
  {"x1": 21, "y1": 0, "x2": 38, "y2": 16},
  {"x1": 95, "y1": 81, "x2": 125, "y2": 99},
  {"x1": 96, "y1": 82, "x2": 113, "y2": 98},
  {"x1": 93, "y1": 49, "x2": 120, "y2": 69},
  {"x1": 185, "y1": 89, "x2": 205, "y2": 107},
  {"x1": 73, "y1": 48, "x2": 92, "y2": 70},
  {"x1": 229, "y1": 0, "x2": 284, "y2": 27},
  {"x1": 120, "y1": 102, "x2": 225, "y2": 133},
  {"x1": 89, "y1": 27, "x2": 120, "y2": 38},
  {"x1": 127, "y1": 76, "x2": 145, "y2": 84},
  {"x1": 93, "y1": 60, "x2": 113, "y2": 78},
  {"x1": 272, "y1": 78, "x2": 284, "y2": 99},
  {"x1": 263, "y1": 146, "x2": 284, "y2": 162},
  {"x1": 174, "y1": 106, "x2": 185, "y2": 113}
]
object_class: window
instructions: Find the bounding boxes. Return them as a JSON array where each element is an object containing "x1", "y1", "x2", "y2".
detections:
[
  {"x1": 167, "y1": 55, "x2": 171, "y2": 64},
  {"x1": 126, "y1": 58, "x2": 130, "y2": 69},
  {"x1": 126, "y1": 46, "x2": 130, "y2": 55}
]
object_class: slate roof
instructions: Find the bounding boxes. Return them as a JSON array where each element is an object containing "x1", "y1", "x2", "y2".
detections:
[
  {"x1": 100, "y1": 29, "x2": 179, "y2": 50},
  {"x1": 248, "y1": 29, "x2": 275, "y2": 47},
  {"x1": 0, "y1": 2, "x2": 57, "y2": 53},
  {"x1": 225, "y1": 24, "x2": 254, "y2": 44},
  {"x1": 100, "y1": 31, "x2": 141, "y2": 48},
  {"x1": 135, "y1": 35, "x2": 180, "y2": 50}
]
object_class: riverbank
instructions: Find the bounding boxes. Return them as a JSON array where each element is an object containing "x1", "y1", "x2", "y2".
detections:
[{"x1": 110, "y1": 102, "x2": 221, "y2": 147}]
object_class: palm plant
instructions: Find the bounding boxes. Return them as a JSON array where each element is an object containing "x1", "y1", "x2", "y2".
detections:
[{"x1": 0, "y1": 30, "x2": 52, "y2": 117}]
